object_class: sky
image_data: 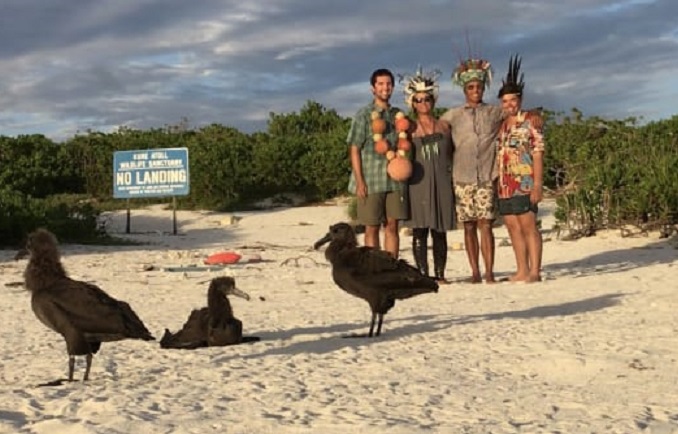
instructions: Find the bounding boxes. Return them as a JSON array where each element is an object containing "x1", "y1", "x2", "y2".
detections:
[{"x1": 1, "y1": 0, "x2": 677, "y2": 141}]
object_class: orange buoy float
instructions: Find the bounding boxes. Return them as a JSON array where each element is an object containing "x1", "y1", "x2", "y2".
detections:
[
  {"x1": 387, "y1": 156, "x2": 413, "y2": 181},
  {"x1": 204, "y1": 251, "x2": 242, "y2": 265}
]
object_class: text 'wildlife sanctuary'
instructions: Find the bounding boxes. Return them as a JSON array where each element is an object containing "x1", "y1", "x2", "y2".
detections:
[{"x1": 113, "y1": 148, "x2": 190, "y2": 198}]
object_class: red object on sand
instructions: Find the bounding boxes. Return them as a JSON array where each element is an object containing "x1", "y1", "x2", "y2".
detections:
[{"x1": 204, "y1": 251, "x2": 242, "y2": 265}]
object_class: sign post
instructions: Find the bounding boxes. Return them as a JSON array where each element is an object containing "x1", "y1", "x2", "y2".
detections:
[{"x1": 113, "y1": 147, "x2": 190, "y2": 234}]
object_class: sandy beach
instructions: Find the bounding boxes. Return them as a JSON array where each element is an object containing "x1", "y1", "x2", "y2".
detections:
[{"x1": 1, "y1": 199, "x2": 676, "y2": 434}]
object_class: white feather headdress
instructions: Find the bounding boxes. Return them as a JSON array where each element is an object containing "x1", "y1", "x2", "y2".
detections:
[{"x1": 399, "y1": 66, "x2": 441, "y2": 108}]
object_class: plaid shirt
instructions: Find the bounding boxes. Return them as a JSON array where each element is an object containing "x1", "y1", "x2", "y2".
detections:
[{"x1": 347, "y1": 101, "x2": 404, "y2": 194}]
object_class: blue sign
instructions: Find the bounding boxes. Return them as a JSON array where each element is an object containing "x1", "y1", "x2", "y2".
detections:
[{"x1": 113, "y1": 148, "x2": 190, "y2": 198}]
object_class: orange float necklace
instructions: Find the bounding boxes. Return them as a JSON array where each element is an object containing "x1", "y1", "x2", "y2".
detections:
[{"x1": 371, "y1": 109, "x2": 413, "y2": 181}]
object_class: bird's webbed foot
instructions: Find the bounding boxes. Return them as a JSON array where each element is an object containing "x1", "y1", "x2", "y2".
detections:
[
  {"x1": 341, "y1": 333, "x2": 375, "y2": 339},
  {"x1": 36, "y1": 378, "x2": 74, "y2": 387}
]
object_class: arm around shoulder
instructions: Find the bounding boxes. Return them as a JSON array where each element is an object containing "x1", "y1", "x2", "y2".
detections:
[
  {"x1": 527, "y1": 114, "x2": 545, "y2": 153},
  {"x1": 526, "y1": 108, "x2": 544, "y2": 130},
  {"x1": 439, "y1": 108, "x2": 454, "y2": 125}
]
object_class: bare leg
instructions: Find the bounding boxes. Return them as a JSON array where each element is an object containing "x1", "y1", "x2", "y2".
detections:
[
  {"x1": 478, "y1": 219, "x2": 496, "y2": 283},
  {"x1": 504, "y1": 215, "x2": 529, "y2": 281},
  {"x1": 383, "y1": 218, "x2": 400, "y2": 258},
  {"x1": 463, "y1": 221, "x2": 482, "y2": 283},
  {"x1": 364, "y1": 224, "x2": 381, "y2": 250},
  {"x1": 519, "y1": 212, "x2": 543, "y2": 282}
]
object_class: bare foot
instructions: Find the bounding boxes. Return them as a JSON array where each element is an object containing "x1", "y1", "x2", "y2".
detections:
[
  {"x1": 507, "y1": 272, "x2": 529, "y2": 282},
  {"x1": 485, "y1": 273, "x2": 497, "y2": 284},
  {"x1": 436, "y1": 278, "x2": 452, "y2": 285},
  {"x1": 465, "y1": 274, "x2": 482, "y2": 284},
  {"x1": 526, "y1": 274, "x2": 542, "y2": 283}
]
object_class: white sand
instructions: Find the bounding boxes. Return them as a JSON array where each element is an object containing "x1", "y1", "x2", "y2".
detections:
[{"x1": 1, "y1": 199, "x2": 676, "y2": 434}]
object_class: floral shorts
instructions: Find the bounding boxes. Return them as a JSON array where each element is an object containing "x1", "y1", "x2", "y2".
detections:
[{"x1": 454, "y1": 182, "x2": 495, "y2": 222}]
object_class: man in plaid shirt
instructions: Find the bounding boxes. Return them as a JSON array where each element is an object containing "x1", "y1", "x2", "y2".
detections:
[{"x1": 347, "y1": 68, "x2": 408, "y2": 258}]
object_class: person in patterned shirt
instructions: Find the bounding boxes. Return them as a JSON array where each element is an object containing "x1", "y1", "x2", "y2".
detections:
[
  {"x1": 440, "y1": 58, "x2": 501, "y2": 284},
  {"x1": 495, "y1": 55, "x2": 544, "y2": 283},
  {"x1": 440, "y1": 56, "x2": 543, "y2": 284},
  {"x1": 347, "y1": 68, "x2": 408, "y2": 258}
]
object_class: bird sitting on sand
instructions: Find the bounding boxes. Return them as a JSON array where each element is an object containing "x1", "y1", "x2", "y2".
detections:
[
  {"x1": 314, "y1": 222, "x2": 439, "y2": 338},
  {"x1": 23, "y1": 229, "x2": 155, "y2": 384},
  {"x1": 160, "y1": 276, "x2": 260, "y2": 349}
]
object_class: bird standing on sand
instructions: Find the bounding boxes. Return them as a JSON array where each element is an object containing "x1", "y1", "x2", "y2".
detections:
[
  {"x1": 314, "y1": 222, "x2": 439, "y2": 337},
  {"x1": 160, "y1": 276, "x2": 260, "y2": 349},
  {"x1": 23, "y1": 229, "x2": 155, "y2": 383}
]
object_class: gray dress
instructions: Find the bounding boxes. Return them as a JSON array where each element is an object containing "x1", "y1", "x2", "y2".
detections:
[{"x1": 404, "y1": 132, "x2": 456, "y2": 231}]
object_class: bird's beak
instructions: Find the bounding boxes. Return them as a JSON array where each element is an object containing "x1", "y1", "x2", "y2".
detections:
[
  {"x1": 14, "y1": 248, "x2": 29, "y2": 261},
  {"x1": 313, "y1": 232, "x2": 331, "y2": 250},
  {"x1": 230, "y1": 287, "x2": 251, "y2": 301}
]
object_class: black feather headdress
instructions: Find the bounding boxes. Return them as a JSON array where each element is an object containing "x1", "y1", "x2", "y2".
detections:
[{"x1": 498, "y1": 54, "x2": 525, "y2": 98}]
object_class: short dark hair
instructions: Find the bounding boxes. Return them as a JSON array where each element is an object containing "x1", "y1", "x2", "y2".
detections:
[
  {"x1": 498, "y1": 87, "x2": 523, "y2": 99},
  {"x1": 370, "y1": 68, "x2": 394, "y2": 87}
]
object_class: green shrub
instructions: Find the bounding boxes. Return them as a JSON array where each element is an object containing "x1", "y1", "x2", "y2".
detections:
[
  {"x1": 0, "y1": 190, "x2": 103, "y2": 247},
  {"x1": 545, "y1": 110, "x2": 678, "y2": 233},
  {"x1": 1, "y1": 103, "x2": 675, "y2": 244}
]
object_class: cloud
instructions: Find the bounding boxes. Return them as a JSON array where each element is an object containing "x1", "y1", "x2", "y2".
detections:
[{"x1": 0, "y1": 0, "x2": 676, "y2": 140}]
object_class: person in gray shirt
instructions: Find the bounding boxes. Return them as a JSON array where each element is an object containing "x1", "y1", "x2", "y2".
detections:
[{"x1": 440, "y1": 58, "x2": 501, "y2": 284}]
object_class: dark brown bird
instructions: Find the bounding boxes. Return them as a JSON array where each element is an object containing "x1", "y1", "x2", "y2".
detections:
[
  {"x1": 159, "y1": 276, "x2": 260, "y2": 349},
  {"x1": 314, "y1": 222, "x2": 439, "y2": 337},
  {"x1": 23, "y1": 229, "x2": 155, "y2": 383}
]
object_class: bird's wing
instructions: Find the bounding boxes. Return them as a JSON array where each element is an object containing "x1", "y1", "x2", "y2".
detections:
[
  {"x1": 32, "y1": 291, "x2": 79, "y2": 335},
  {"x1": 175, "y1": 309, "x2": 208, "y2": 336},
  {"x1": 31, "y1": 291, "x2": 91, "y2": 354},
  {"x1": 335, "y1": 247, "x2": 396, "y2": 273},
  {"x1": 42, "y1": 279, "x2": 154, "y2": 340},
  {"x1": 338, "y1": 247, "x2": 422, "y2": 277},
  {"x1": 208, "y1": 318, "x2": 243, "y2": 346},
  {"x1": 336, "y1": 247, "x2": 438, "y2": 297},
  {"x1": 160, "y1": 308, "x2": 209, "y2": 349}
]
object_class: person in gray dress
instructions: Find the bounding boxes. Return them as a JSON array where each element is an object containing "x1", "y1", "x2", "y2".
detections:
[{"x1": 400, "y1": 68, "x2": 455, "y2": 284}]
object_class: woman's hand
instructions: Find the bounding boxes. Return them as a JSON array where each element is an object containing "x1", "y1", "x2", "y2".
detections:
[{"x1": 530, "y1": 183, "x2": 543, "y2": 204}]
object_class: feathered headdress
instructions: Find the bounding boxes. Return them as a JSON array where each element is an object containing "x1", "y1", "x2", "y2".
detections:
[
  {"x1": 399, "y1": 66, "x2": 441, "y2": 107},
  {"x1": 452, "y1": 58, "x2": 493, "y2": 89},
  {"x1": 498, "y1": 54, "x2": 525, "y2": 98}
]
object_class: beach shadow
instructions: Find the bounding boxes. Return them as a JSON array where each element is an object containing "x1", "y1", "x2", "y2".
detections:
[
  {"x1": 214, "y1": 293, "x2": 625, "y2": 362},
  {"x1": 0, "y1": 222, "x2": 243, "y2": 262},
  {"x1": 545, "y1": 238, "x2": 676, "y2": 278},
  {"x1": 0, "y1": 410, "x2": 28, "y2": 431},
  {"x1": 456, "y1": 292, "x2": 625, "y2": 323}
]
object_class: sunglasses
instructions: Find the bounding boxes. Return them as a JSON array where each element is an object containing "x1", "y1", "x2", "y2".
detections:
[{"x1": 413, "y1": 96, "x2": 434, "y2": 104}]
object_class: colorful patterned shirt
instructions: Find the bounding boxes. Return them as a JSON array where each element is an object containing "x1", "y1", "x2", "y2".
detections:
[
  {"x1": 496, "y1": 112, "x2": 545, "y2": 199},
  {"x1": 347, "y1": 101, "x2": 403, "y2": 194}
]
